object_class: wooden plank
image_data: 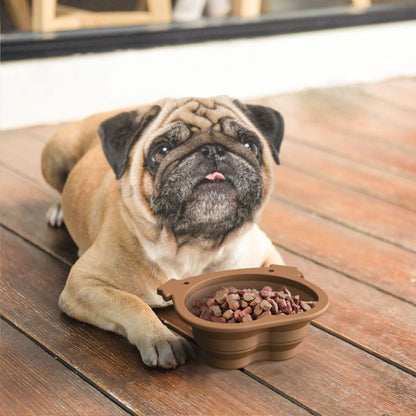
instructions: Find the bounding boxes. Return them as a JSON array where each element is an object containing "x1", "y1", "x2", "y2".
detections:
[
  {"x1": 245, "y1": 327, "x2": 416, "y2": 416},
  {"x1": 253, "y1": 84, "x2": 416, "y2": 181},
  {"x1": 286, "y1": 95, "x2": 416, "y2": 152},
  {"x1": 1, "y1": 164, "x2": 415, "y2": 372},
  {"x1": 319, "y1": 84, "x2": 416, "y2": 132},
  {"x1": 14, "y1": 123, "x2": 68, "y2": 142},
  {"x1": 2, "y1": 161, "x2": 415, "y2": 303},
  {"x1": 0, "y1": 129, "x2": 52, "y2": 186},
  {"x1": 277, "y1": 246, "x2": 416, "y2": 372},
  {"x1": 0, "y1": 166, "x2": 78, "y2": 265},
  {"x1": 4, "y1": 125, "x2": 416, "y2": 250},
  {"x1": 4, "y1": 229, "x2": 414, "y2": 416},
  {"x1": 275, "y1": 165, "x2": 416, "y2": 252},
  {"x1": 382, "y1": 78, "x2": 416, "y2": 93},
  {"x1": 1, "y1": 228, "x2": 308, "y2": 416},
  {"x1": 359, "y1": 81, "x2": 416, "y2": 112},
  {"x1": 280, "y1": 140, "x2": 416, "y2": 212},
  {"x1": 260, "y1": 200, "x2": 416, "y2": 303},
  {"x1": 255, "y1": 86, "x2": 416, "y2": 150},
  {"x1": 285, "y1": 125, "x2": 416, "y2": 181},
  {"x1": 1, "y1": 322, "x2": 129, "y2": 416}
]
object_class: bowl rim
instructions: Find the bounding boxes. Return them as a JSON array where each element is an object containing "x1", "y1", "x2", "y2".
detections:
[{"x1": 157, "y1": 265, "x2": 330, "y2": 333}]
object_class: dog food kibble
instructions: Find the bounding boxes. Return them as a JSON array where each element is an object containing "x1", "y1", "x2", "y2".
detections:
[{"x1": 191, "y1": 286, "x2": 316, "y2": 323}]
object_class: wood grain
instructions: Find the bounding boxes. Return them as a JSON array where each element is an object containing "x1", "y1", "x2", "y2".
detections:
[
  {"x1": 260, "y1": 200, "x2": 416, "y2": 303},
  {"x1": 255, "y1": 92, "x2": 416, "y2": 180},
  {"x1": 1, "y1": 321, "x2": 129, "y2": 416},
  {"x1": 280, "y1": 140, "x2": 416, "y2": 212},
  {"x1": 359, "y1": 81, "x2": 416, "y2": 112},
  {"x1": 1, "y1": 162, "x2": 415, "y2": 372},
  {"x1": 1, "y1": 228, "x2": 308, "y2": 416},
  {"x1": 4, "y1": 228, "x2": 414, "y2": 416},
  {"x1": 2, "y1": 78, "x2": 416, "y2": 415},
  {"x1": 277, "y1": 246, "x2": 416, "y2": 372},
  {"x1": 245, "y1": 327, "x2": 416, "y2": 416},
  {"x1": 255, "y1": 83, "x2": 416, "y2": 149},
  {"x1": 0, "y1": 165, "x2": 78, "y2": 265},
  {"x1": 0, "y1": 128, "x2": 51, "y2": 186},
  {"x1": 2, "y1": 145, "x2": 416, "y2": 303},
  {"x1": 275, "y1": 165, "x2": 416, "y2": 251}
]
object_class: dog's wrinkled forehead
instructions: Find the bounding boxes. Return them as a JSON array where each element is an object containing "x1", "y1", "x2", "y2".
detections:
[{"x1": 147, "y1": 96, "x2": 256, "y2": 144}]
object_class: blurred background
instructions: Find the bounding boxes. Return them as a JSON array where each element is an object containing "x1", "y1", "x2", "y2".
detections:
[{"x1": 1, "y1": 0, "x2": 415, "y2": 128}]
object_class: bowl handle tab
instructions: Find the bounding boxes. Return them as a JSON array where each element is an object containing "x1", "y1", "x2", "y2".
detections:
[
  {"x1": 269, "y1": 264, "x2": 304, "y2": 279},
  {"x1": 157, "y1": 278, "x2": 181, "y2": 302}
]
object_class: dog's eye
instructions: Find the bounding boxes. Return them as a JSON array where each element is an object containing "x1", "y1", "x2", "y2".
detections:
[
  {"x1": 243, "y1": 140, "x2": 260, "y2": 157},
  {"x1": 152, "y1": 144, "x2": 171, "y2": 165}
]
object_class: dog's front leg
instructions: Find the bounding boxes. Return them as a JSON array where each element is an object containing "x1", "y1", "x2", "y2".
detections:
[
  {"x1": 59, "y1": 259, "x2": 193, "y2": 369},
  {"x1": 262, "y1": 246, "x2": 285, "y2": 267}
]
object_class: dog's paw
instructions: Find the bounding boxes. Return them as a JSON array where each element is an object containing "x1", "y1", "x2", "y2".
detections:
[
  {"x1": 137, "y1": 328, "x2": 194, "y2": 369},
  {"x1": 46, "y1": 203, "x2": 64, "y2": 227}
]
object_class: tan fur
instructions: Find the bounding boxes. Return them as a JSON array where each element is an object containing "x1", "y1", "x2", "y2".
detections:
[{"x1": 41, "y1": 97, "x2": 284, "y2": 368}]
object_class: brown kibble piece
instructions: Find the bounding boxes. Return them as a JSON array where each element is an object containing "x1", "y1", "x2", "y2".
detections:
[
  {"x1": 242, "y1": 314, "x2": 253, "y2": 323},
  {"x1": 254, "y1": 304, "x2": 263, "y2": 316},
  {"x1": 269, "y1": 298, "x2": 278, "y2": 314},
  {"x1": 209, "y1": 305, "x2": 222, "y2": 317},
  {"x1": 300, "y1": 301, "x2": 312, "y2": 311},
  {"x1": 215, "y1": 287, "x2": 229, "y2": 304},
  {"x1": 243, "y1": 292, "x2": 256, "y2": 302},
  {"x1": 228, "y1": 300, "x2": 240, "y2": 310},
  {"x1": 222, "y1": 309, "x2": 234, "y2": 320},
  {"x1": 260, "y1": 300, "x2": 272, "y2": 311},
  {"x1": 220, "y1": 301, "x2": 228, "y2": 311},
  {"x1": 250, "y1": 296, "x2": 261, "y2": 307},
  {"x1": 257, "y1": 310, "x2": 272, "y2": 319},
  {"x1": 206, "y1": 298, "x2": 216, "y2": 307},
  {"x1": 211, "y1": 316, "x2": 227, "y2": 323}
]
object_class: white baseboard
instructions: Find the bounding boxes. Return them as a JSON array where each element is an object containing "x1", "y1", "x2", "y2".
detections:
[{"x1": 1, "y1": 20, "x2": 415, "y2": 129}]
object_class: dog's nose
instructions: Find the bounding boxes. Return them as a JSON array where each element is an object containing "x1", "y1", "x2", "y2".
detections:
[{"x1": 200, "y1": 144, "x2": 225, "y2": 160}]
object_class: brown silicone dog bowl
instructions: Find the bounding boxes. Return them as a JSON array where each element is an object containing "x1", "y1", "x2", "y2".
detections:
[{"x1": 157, "y1": 264, "x2": 329, "y2": 369}]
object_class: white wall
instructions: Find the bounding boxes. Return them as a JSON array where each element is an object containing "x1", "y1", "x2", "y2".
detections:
[{"x1": 1, "y1": 20, "x2": 415, "y2": 129}]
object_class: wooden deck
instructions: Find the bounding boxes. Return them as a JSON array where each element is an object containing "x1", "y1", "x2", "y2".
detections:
[{"x1": 1, "y1": 78, "x2": 415, "y2": 416}]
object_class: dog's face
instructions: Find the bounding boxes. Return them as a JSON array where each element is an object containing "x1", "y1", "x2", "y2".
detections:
[{"x1": 98, "y1": 97, "x2": 284, "y2": 244}]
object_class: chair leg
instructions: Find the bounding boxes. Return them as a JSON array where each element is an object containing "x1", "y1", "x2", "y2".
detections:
[
  {"x1": 4, "y1": 0, "x2": 31, "y2": 31},
  {"x1": 352, "y1": 0, "x2": 372, "y2": 8},
  {"x1": 232, "y1": 0, "x2": 262, "y2": 17},
  {"x1": 32, "y1": 0, "x2": 57, "y2": 32},
  {"x1": 147, "y1": 0, "x2": 172, "y2": 22}
]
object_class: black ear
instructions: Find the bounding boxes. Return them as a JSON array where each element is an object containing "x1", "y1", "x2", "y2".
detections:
[
  {"x1": 238, "y1": 103, "x2": 284, "y2": 165},
  {"x1": 98, "y1": 106, "x2": 161, "y2": 179}
]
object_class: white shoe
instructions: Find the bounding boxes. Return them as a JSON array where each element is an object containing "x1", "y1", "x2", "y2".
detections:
[
  {"x1": 206, "y1": 0, "x2": 231, "y2": 18},
  {"x1": 172, "y1": 0, "x2": 207, "y2": 22}
]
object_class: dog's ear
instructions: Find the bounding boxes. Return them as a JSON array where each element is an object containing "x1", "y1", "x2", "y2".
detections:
[
  {"x1": 98, "y1": 105, "x2": 161, "y2": 179},
  {"x1": 236, "y1": 102, "x2": 284, "y2": 165}
]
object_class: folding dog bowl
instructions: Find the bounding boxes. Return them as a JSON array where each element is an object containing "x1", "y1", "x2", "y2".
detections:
[{"x1": 157, "y1": 264, "x2": 329, "y2": 369}]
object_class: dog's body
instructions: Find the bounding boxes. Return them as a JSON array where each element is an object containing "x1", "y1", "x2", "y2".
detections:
[{"x1": 41, "y1": 97, "x2": 285, "y2": 368}]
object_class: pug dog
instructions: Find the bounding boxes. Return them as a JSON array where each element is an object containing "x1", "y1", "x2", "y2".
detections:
[{"x1": 41, "y1": 96, "x2": 285, "y2": 369}]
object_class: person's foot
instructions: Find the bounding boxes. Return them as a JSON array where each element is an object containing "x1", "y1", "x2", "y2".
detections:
[
  {"x1": 206, "y1": 0, "x2": 231, "y2": 18},
  {"x1": 172, "y1": 0, "x2": 207, "y2": 22}
]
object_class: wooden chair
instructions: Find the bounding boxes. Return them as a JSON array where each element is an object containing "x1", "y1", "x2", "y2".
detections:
[
  {"x1": 4, "y1": 0, "x2": 372, "y2": 32},
  {"x1": 4, "y1": 0, "x2": 171, "y2": 32}
]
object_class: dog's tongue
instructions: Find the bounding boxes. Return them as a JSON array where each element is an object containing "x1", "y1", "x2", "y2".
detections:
[{"x1": 205, "y1": 172, "x2": 225, "y2": 181}]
